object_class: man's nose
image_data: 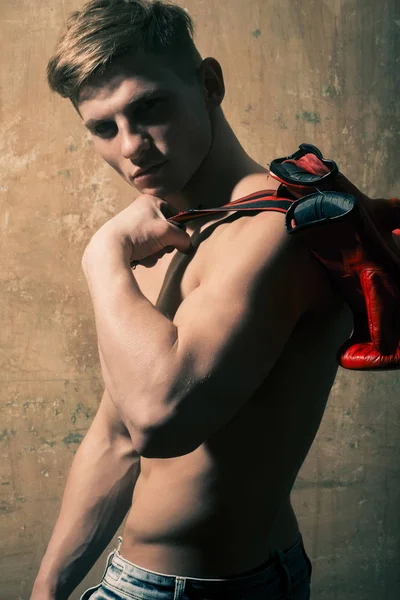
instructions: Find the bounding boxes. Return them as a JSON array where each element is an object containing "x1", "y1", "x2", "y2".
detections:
[{"x1": 119, "y1": 125, "x2": 150, "y2": 160}]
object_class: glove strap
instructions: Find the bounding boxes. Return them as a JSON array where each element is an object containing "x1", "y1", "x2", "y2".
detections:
[{"x1": 167, "y1": 190, "x2": 294, "y2": 225}]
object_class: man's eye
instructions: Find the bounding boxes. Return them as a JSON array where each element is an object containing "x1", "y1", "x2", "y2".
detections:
[
  {"x1": 143, "y1": 98, "x2": 162, "y2": 110},
  {"x1": 94, "y1": 122, "x2": 117, "y2": 138},
  {"x1": 136, "y1": 98, "x2": 164, "y2": 119}
]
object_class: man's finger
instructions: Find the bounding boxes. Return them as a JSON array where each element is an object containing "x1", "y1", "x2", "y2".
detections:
[
  {"x1": 169, "y1": 225, "x2": 193, "y2": 254},
  {"x1": 169, "y1": 219, "x2": 185, "y2": 230},
  {"x1": 165, "y1": 222, "x2": 193, "y2": 255}
]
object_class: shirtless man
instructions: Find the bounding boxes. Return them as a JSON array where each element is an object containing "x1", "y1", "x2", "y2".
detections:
[{"x1": 31, "y1": 1, "x2": 351, "y2": 599}]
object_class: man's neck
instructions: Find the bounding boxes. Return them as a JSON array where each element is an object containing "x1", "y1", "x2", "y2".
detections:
[{"x1": 166, "y1": 110, "x2": 271, "y2": 213}]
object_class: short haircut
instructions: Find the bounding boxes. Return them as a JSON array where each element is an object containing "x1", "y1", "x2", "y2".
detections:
[{"x1": 47, "y1": 0, "x2": 203, "y2": 106}]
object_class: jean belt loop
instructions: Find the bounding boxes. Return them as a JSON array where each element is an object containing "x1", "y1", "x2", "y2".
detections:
[
  {"x1": 101, "y1": 546, "x2": 117, "y2": 581},
  {"x1": 117, "y1": 536, "x2": 123, "y2": 553},
  {"x1": 274, "y1": 548, "x2": 293, "y2": 600}
]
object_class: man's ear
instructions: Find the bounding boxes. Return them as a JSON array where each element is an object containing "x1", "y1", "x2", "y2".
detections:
[{"x1": 197, "y1": 57, "x2": 225, "y2": 109}]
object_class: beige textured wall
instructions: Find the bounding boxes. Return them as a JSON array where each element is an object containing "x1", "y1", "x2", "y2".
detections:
[{"x1": 1, "y1": 1, "x2": 399, "y2": 598}]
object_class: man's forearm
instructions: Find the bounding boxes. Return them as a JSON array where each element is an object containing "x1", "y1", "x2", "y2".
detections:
[
  {"x1": 31, "y1": 401, "x2": 141, "y2": 599},
  {"x1": 82, "y1": 236, "x2": 180, "y2": 430}
]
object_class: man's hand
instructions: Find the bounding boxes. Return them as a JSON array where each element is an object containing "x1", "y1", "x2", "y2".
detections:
[{"x1": 83, "y1": 194, "x2": 193, "y2": 269}]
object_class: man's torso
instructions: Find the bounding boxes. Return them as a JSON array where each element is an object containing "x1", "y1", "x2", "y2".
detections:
[{"x1": 115, "y1": 181, "x2": 352, "y2": 578}]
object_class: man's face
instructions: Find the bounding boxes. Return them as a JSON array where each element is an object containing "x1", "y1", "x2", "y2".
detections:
[{"x1": 78, "y1": 53, "x2": 213, "y2": 197}]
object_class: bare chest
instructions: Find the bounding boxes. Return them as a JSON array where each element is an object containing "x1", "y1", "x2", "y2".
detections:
[
  {"x1": 133, "y1": 238, "x2": 198, "y2": 319},
  {"x1": 133, "y1": 213, "x2": 234, "y2": 317}
]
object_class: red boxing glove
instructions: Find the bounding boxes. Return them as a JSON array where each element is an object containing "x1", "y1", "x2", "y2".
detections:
[
  {"x1": 166, "y1": 144, "x2": 400, "y2": 370},
  {"x1": 270, "y1": 144, "x2": 400, "y2": 370}
]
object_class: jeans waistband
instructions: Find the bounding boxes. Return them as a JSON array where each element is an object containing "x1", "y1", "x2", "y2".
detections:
[{"x1": 105, "y1": 533, "x2": 306, "y2": 590}]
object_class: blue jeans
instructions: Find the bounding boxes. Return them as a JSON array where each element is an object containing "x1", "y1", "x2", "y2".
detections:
[{"x1": 80, "y1": 534, "x2": 312, "y2": 600}]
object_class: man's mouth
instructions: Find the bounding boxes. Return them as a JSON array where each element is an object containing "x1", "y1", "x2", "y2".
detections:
[{"x1": 132, "y1": 161, "x2": 167, "y2": 181}]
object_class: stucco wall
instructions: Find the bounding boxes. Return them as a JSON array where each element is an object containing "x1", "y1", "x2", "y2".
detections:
[{"x1": 1, "y1": 1, "x2": 399, "y2": 598}]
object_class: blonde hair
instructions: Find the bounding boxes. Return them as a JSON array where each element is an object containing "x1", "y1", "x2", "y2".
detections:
[{"x1": 47, "y1": 0, "x2": 202, "y2": 105}]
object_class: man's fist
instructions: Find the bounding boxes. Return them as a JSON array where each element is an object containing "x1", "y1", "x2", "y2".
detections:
[{"x1": 85, "y1": 194, "x2": 193, "y2": 268}]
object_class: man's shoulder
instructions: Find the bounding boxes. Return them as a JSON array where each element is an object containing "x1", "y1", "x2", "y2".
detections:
[{"x1": 199, "y1": 208, "x2": 339, "y2": 316}]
